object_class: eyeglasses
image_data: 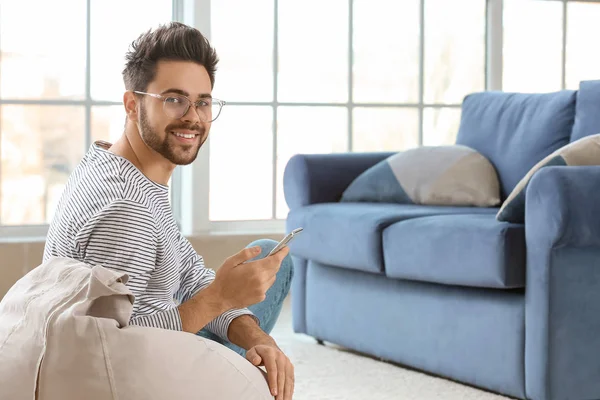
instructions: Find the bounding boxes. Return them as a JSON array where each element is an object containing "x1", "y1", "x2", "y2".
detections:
[{"x1": 133, "y1": 91, "x2": 226, "y2": 122}]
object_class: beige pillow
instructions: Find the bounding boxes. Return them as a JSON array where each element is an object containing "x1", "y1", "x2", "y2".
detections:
[
  {"x1": 497, "y1": 133, "x2": 600, "y2": 223},
  {"x1": 0, "y1": 257, "x2": 273, "y2": 400},
  {"x1": 341, "y1": 145, "x2": 501, "y2": 207}
]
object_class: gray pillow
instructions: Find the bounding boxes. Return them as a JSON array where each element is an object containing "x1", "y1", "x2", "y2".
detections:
[{"x1": 341, "y1": 145, "x2": 501, "y2": 207}]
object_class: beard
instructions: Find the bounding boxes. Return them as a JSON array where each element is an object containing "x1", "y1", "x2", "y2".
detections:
[{"x1": 138, "y1": 103, "x2": 205, "y2": 165}]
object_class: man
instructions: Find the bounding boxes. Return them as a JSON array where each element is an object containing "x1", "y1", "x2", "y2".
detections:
[{"x1": 43, "y1": 22, "x2": 294, "y2": 400}]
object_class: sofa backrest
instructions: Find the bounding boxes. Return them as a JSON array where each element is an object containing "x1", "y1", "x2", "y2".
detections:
[
  {"x1": 571, "y1": 80, "x2": 600, "y2": 142},
  {"x1": 455, "y1": 90, "x2": 577, "y2": 199}
]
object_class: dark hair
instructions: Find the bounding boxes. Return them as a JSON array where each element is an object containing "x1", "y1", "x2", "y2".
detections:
[{"x1": 122, "y1": 22, "x2": 219, "y2": 92}]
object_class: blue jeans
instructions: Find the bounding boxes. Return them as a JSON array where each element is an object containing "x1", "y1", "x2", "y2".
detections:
[{"x1": 196, "y1": 239, "x2": 294, "y2": 356}]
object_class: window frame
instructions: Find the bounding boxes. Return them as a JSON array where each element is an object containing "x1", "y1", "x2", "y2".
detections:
[
  {"x1": 2, "y1": 0, "x2": 597, "y2": 239},
  {"x1": 182, "y1": 0, "x2": 484, "y2": 235},
  {"x1": 186, "y1": 0, "x2": 600, "y2": 236},
  {"x1": 0, "y1": 0, "x2": 180, "y2": 239}
]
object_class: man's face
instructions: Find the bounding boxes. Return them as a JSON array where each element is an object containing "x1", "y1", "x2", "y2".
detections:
[{"x1": 137, "y1": 60, "x2": 212, "y2": 165}]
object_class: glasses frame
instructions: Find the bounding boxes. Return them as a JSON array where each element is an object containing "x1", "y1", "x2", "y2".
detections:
[{"x1": 133, "y1": 90, "x2": 226, "y2": 122}]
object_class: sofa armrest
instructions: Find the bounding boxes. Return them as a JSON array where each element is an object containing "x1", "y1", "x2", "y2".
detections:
[
  {"x1": 524, "y1": 166, "x2": 600, "y2": 400},
  {"x1": 283, "y1": 152, "x2": 394, "y2": 210},
  {"x1": 526, "y1": 165, "x2": 600, "y2": 248}
]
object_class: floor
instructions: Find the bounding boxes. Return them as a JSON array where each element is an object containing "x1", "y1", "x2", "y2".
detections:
[{"x1": 270, "y1": 297, "x2": 512, "y2": 400}]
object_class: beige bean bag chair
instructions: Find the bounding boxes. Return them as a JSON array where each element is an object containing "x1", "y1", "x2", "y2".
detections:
[{"x1": 0, "y1": 257, "x2": 273, "y2": 400}]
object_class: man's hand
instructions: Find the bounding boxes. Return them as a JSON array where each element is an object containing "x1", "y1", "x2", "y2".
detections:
[
  {"x1": 178, "y1": 246, "x2": 289, "y2": 334},
  {"x1": 246, "y1": 343, "x2": 294, "y2": 400},
  {"x1": 212, "y1": 245, "x2": 290, "y2": 311},
  {"x1": 228, "y1": 316, "x2": 294, "y2": 399}
]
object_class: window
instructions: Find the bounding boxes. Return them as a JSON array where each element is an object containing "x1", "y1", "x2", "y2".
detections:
[
  {"x1": 207, "y1": 0, "x2": 485, "y2": 223},
  {"x1": 4, "y1": 0, "x2": 600, "y2": 237},
  {"x1": 502, "y1": 0, "x2": 600, "y2": 92},
  {"x1": 502, "y1": 0, "x2": 564, "y2": 92},
  {"x1": 565, "y1": 1, "x2": 600, "y2": 89},
  {"x1": 0, "y1": 0, "x2": 174, "y2": 230}
]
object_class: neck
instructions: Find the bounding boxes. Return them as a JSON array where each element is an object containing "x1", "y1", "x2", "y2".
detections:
[{"x1": 108, "y1": 121, "x2": 175, "y2": 186}]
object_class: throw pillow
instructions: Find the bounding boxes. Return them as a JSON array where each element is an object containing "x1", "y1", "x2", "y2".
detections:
[
  {"x1": 497, "y1": 133, "x2": 600, "y2": 223},
  {"x1": 340, "y1": 145, "x2": 501, "y2": 207}
]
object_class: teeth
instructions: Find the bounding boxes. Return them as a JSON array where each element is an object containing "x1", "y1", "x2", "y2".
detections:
[{"x1": 172, "y1": 131, "x2": 195, "y2": 139}]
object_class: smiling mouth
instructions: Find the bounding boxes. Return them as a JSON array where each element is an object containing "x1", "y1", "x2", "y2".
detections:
[{"x1": 171, "y1": 131, "x2": 199, "y2": 139}]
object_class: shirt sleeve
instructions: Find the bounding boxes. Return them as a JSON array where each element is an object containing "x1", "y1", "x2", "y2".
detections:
[
  {"x1": 175, "y1": 235, "x2": 258, "y2": 341},
  {"x1": 74, "y1": 199, "x2": 183, "y2": 331}
]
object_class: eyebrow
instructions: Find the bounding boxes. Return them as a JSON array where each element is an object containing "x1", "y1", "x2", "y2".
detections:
[{"x1": 160, "y1": 88, "x2": 212, "y2": 99}]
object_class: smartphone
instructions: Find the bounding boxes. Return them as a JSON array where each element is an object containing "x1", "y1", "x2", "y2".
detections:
[{"x1": 268, "y1": 227, "x2": 303, "y2": 256}]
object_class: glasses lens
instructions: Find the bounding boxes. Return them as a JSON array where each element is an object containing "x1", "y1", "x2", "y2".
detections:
[
  {"x1": 163, "y1": 96, "x2": 189, "y2": 119},
  {"x1": 210, "y1": 100, "x2": 223, "y2": 122},
  {"x1": 196, "y1": 99, "x2": 222, "y2": 122}
]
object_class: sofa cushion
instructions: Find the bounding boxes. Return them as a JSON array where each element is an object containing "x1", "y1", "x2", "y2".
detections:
[
  {"x1": 340, "y1": 145, "x2": 501, "y2": 207},
  {"x1": 383, "y1": 214, "x2": 525, "y2": 289},
  {"x1": 497, "y1": 133, "x2": 600, "y2": 223},
  {"x1": 456, "y1": 90, "x2": 576, "y2": 199},
  {"x1": 571, "y1": 80, "x2": 600, "y2": 142},
  {"x1": 286, "y1": 203, "x2": 497, "y2": 274}
]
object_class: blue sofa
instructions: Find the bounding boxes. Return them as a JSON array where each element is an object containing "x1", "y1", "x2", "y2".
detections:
[{"x1": 282, "y1": 80, "x2": 600, "y2": 400}]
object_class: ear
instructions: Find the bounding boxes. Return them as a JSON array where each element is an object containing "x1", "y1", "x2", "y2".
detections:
[{"x1": 123, "y1": 91, "x2": 139, "y2": 122}]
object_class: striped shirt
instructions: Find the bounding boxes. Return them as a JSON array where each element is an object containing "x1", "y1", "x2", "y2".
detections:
[{"x1": 43, "y1": 141, "x2": 254, "y2": 340}]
